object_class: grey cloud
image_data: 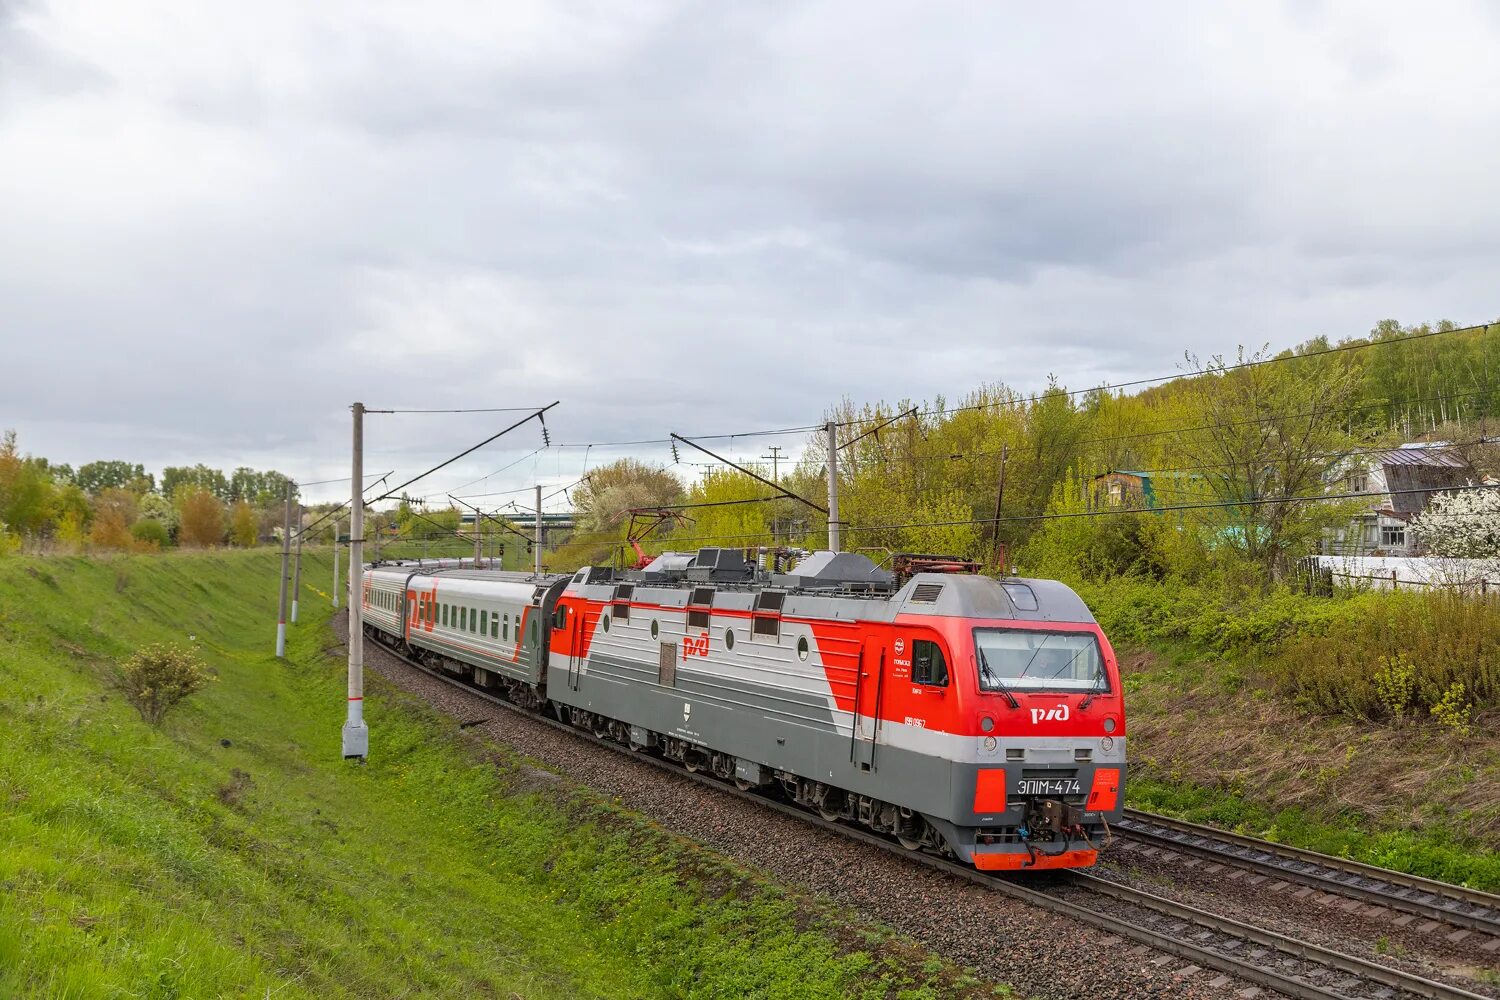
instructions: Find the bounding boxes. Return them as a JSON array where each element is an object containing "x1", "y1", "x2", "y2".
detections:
[{"x1": 3, "y1": 1, "x2": 1499, "y2": 505}]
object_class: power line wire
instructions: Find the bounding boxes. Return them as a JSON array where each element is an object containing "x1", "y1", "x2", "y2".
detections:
[{"x1": 839, "y1": 320, "x2": 1498, "y2": 428}]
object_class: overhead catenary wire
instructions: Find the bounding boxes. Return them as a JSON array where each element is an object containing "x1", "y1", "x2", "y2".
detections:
[
  {"x1": 542, "y1": 482, "x2": 1500, "y2": 556},
  {"x1": 418, "y1": 447, "x2": 546, "y2": 500},
  {"x1": 837, "y1": 387, "x2": 1500, "y2": 473},
  {"x1": 371, "y1": 401, "x2": 560, "y2": 503}
]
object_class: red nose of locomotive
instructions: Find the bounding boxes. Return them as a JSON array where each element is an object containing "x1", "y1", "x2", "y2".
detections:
[{"x1": 905, "y1": 576, "x2": 1126, "y2": 872}]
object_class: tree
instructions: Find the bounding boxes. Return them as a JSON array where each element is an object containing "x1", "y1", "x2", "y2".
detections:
[
  {"x1": 178, "y1": 489, "x2": 226, "y2": 547},
  {"x1": 162, "y1": 464, "x2": 230, "y2": 502},
  {"x1": 0, "y1": 430, "x2": 57, "y2": 536},
  {"x1": 1411, "y1": 488, "x2": 1500, "y2": 566},
  {"x1": 138, "y1": 493, "x2": 179, "y2": 541},
  {"x1": 229, "y1": 501, "x2": 258, "y2": 547},
  {"x1": 1174, "y1": 349, "x2": 1365, "y2": 580},
  {"x1": 76, "y1": 460, "x2": 153, "y2": 496},
  {"x1": 89, "y1": 508, "x2": 135, "y2": 550},
  {"x1": 572, "y1": 459, "x2": 685, "y2": 534}
]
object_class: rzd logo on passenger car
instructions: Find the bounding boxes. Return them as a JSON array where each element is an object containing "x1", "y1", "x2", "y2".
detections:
[
  {"x1": 1030, "y1": 704, "x2": 1070, "y2": 724},
  {"x1": 681, "y1": 631, "x2": 710, "y2": 662}
]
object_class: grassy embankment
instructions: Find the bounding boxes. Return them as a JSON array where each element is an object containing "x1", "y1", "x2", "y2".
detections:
[
  {"x1": 1083, "y1": 579, "x2": 1500, "y2": 890},
  {"x1": 0, "y1": 549, "x2": 1002, "y2": 999}
]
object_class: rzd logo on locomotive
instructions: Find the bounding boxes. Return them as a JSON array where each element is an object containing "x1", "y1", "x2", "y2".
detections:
[
  {"x1": 681, "y1": 630, "x2": 710, "y2": 662},
  {"x1": 1030, "y1": 704, "x2": 1070, "y2": 724}
]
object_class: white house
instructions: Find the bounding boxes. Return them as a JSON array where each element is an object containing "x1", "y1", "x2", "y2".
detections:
[{"x1": 1325, "y1": 443, "x2": 1469, "y2": 556}]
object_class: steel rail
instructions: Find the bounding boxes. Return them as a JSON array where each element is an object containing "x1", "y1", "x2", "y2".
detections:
[
  {"x1": 365, "y1": 630, "x2": 1490, "y2": 1000},
  {"x1": 1119, "y1": 810, "x2": 1500, "y2": 938}
]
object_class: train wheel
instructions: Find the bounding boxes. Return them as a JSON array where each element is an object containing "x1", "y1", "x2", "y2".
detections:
[
  {"x1": 734, "y1": 778, "x2": 752, "y2": 791},
  {"x1": 896, "y1": 834, "x2": 924, "y2": 851}
]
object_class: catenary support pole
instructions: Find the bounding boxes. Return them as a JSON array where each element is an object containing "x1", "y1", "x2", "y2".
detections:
[
  {"x1": 343, "y1": 402, "x2": 369, "y2": 761},
  {"x1": 291, "y1": 504, "x2": 303, "y2": 623},
  {"x1": 825, "y1": 421, "x2": 842, "y2": 553},
  {"x1": 276, "y1": 481, "x2": 292, "y2": 657},
  {"x1": 332, "y1": 516, "x2": 340, "y2": 609},
  {"x1": 534, "y1": 484, "x2": 543, "y2": 576},
  {"x1": 992, "y1": 443, "x2": 1008, "y2": 568}
]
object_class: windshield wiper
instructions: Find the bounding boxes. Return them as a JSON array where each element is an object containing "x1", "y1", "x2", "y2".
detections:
[
  {"x1": 1012, "y1": 633, "x2": 1053, "y2": 685},
  {"x1": 977, "y1": 647, "x2": 1018, "y2": 708}
]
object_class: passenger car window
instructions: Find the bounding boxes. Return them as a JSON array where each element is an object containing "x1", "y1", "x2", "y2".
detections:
[{"x1": 912, "y1": 639, "x2": 949, "y2": 687}]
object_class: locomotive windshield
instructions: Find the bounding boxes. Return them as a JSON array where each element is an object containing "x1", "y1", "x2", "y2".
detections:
[{"x1": 972, "y1": 628, "x2": 1108, "y2": 693}]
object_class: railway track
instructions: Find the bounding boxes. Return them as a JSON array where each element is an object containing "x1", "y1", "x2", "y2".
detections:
[
  {"x1": 372, "y1": 634, "x2": 1493, "y2": 1000},
  {"x1": 1115, "y1": 810, "x2": 1500, "y2": 944}
]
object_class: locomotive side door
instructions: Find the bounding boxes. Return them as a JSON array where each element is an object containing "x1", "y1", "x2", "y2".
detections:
[{"x1": 850, "y1": 640, "x2": 884, "y2": 771}]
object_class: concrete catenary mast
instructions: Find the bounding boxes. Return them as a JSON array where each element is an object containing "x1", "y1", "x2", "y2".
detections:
[{"x1": 343, "y1": 402, "x2": 368, "y2": 761}]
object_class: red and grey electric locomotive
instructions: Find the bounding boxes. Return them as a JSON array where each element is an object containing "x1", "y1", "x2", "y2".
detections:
[{"x1": 362, "y1": 547, "x2": 1125, "y2": 871}]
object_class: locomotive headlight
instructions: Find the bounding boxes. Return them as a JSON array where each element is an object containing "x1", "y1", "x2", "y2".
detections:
[
  {"x1": 979, "y1": 716, "x2": 995, "y2": 733},
  {"x1": 1103, "y1": 716, "x2": 1117, "y2": 734},
  {"x1": 983, "y1": 736, "x2": 997, "y2": 752},
  {"x1": 1100, "y1": 736, "x2": 1114, "y2": 752}
]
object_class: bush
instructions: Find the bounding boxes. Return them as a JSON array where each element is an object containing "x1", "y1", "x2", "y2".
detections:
[
  {"x1": 119, "y1": 642, "x2": 215, "y2": 725},
  {"x1": 1268, "y1": 591, "x2": 1500, "y2": 721},
  {"x1": 131, "y1": 518, "x2": 170, "y2": 549}
]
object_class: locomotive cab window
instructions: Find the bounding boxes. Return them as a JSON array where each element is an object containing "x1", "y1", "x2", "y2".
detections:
[
  {"x1": 972, "y1": 628, "x2": 1107, "y2": 693},
  {"x1": 912, "y1": 640, "x2": 949, "y2": 687}
]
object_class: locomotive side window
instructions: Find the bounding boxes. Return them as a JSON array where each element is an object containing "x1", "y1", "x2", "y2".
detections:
[
  {"x1": 912, "y1": 640, "x2": 949, "y2": 687},
  {"x1": 491, "y1": 612, "x2": 499, "y2": 639},
  {"x1": 503, "y1": 613, "x2": 510, "y2": 640}
]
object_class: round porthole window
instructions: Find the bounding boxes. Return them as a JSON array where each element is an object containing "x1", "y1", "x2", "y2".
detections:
[
  {"x1": 602, "y1": 614, "x2": 610, "y2": 633},
  {"x1": 650, "y1": 620, "x2": 659, "y2": 639},
  {"x1": 725, "y1": 628, "x2": 735, "y2": 650},
  {"x1": 796, "y1": 636, "x2": 809, "y2": 661}
]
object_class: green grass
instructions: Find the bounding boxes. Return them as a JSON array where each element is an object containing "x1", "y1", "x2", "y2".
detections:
[
  {"x1": 0, "y1": 550, "x2": 1003, "y2": 999},
  {"x1": 1119, "y1": 643, "x2": 1500, "y2": 892}
]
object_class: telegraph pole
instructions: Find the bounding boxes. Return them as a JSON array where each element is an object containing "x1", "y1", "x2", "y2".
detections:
[
  {"x1": 290, "y1": 504, "x2": 303, "y2": 624},
  {"x1": 332, "y1": 516, "x2": 341, "y2": 609},
  {"x1": 825, "y1": 421, "x2": 842, "y2": 553},
  {"x1": 343, "y1": 402, "x2": 368, "y2": 761},
  {"x1": 276, "y1": 480, "x2": 292, "y2": 657},
  {"x1": 992, "y1": 444, "x2": 1009, "y2": 568},
  {"x1": 534, "y1": 484, "x2": 543, "y2": 576},
  {"x1": 760, "y1": 445, "x2": 784, "y2": 483}
]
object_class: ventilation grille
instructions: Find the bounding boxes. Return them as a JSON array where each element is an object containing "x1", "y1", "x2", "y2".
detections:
[
  {"x1": 911, "y1": 583, "x2": 944, "y2": 604},
  {"x1": 687, "y1": 609, "x2": 710, "y2": 629},
  {"x1": 690, "y1": 586, "x2": 715, "y2": 606},
  {"x1": 752, "y1": 615, "x2": 779, "y2": 637},
  {"x1": 755, "y1": 590, "x2": 786, "y2": 612},
  {"x1": 613, "y1": 583, "x2": 635, "y2": 601},
  {"x1": 612, "y1": 602, "x2": 631, "y2": 621}
]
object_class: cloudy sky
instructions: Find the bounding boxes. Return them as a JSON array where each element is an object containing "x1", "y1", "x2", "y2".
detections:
[{"x1": 4, "y1": 2, "x2": 1499, "y2": 508}]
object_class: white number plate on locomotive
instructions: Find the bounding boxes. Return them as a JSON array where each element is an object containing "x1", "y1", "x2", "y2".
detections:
[{"x1": 1016, "y1": 778, "x2": 1082, "y2": 797}]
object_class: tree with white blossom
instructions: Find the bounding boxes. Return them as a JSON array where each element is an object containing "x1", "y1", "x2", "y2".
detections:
[{"x1": 1409, "y1": 487, "x2": 1500, "y2": 587}]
